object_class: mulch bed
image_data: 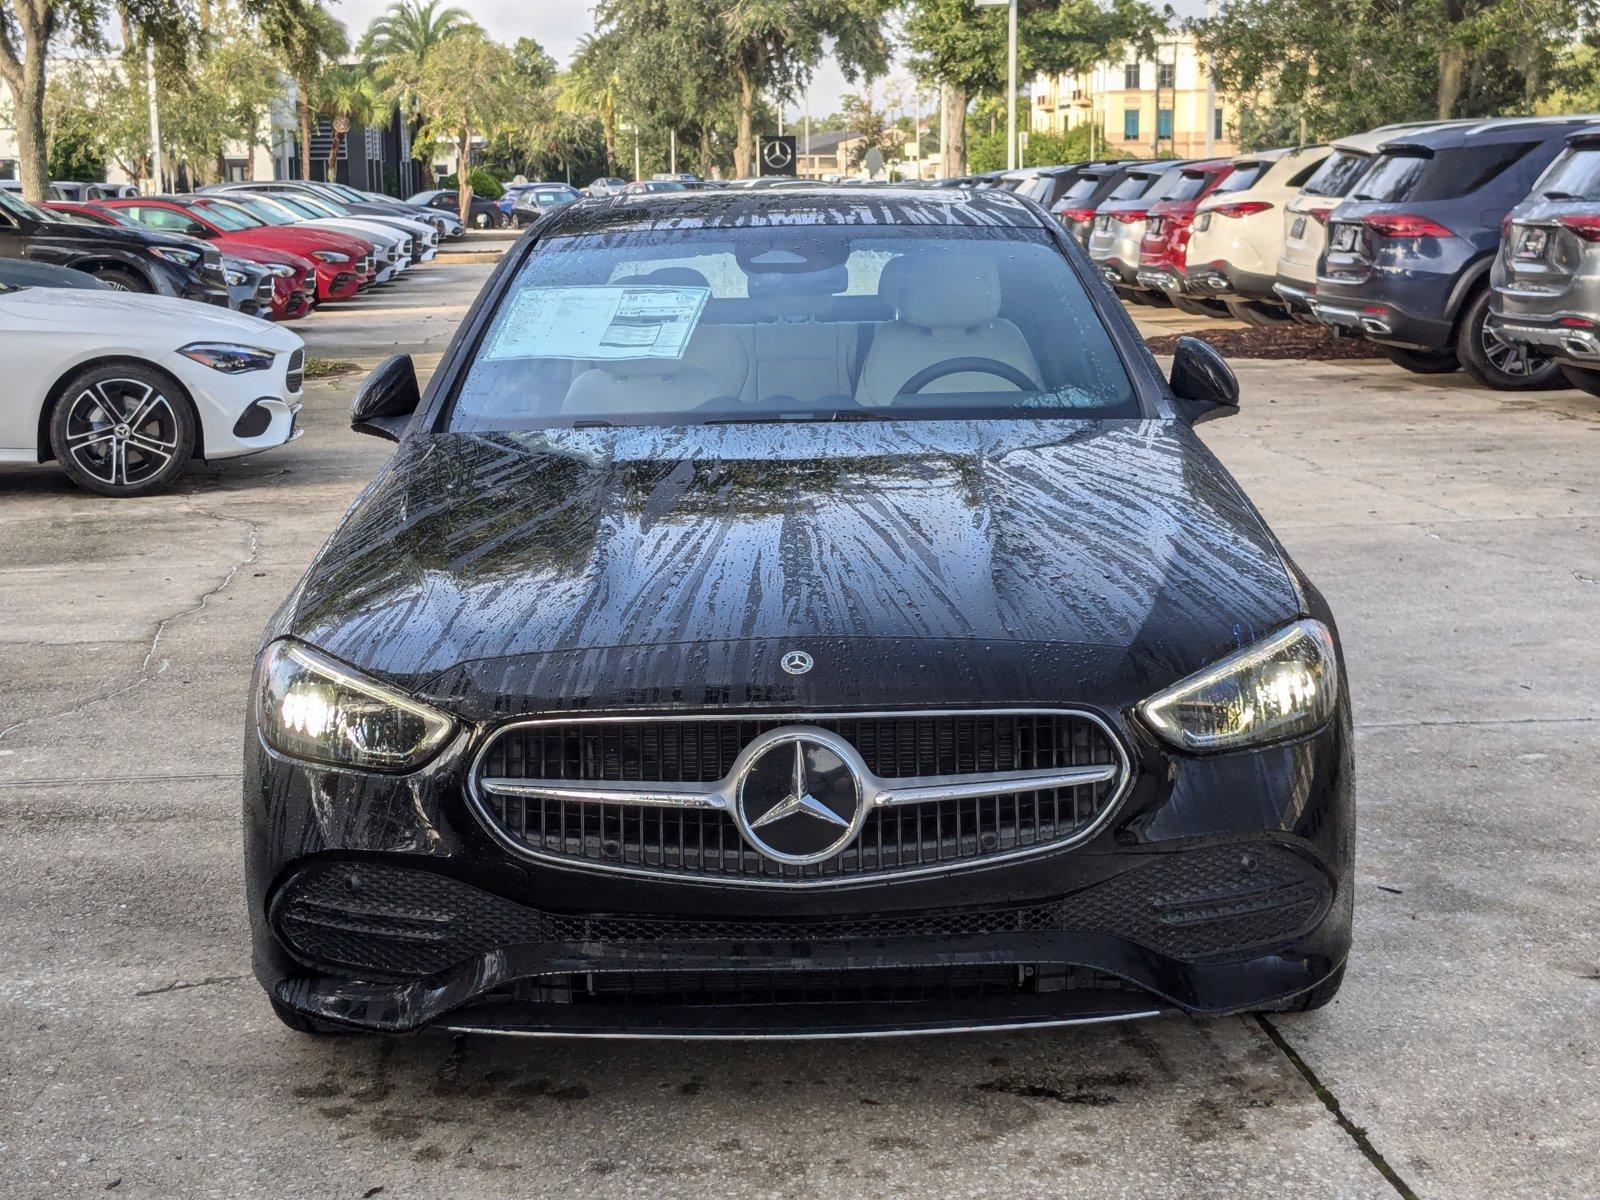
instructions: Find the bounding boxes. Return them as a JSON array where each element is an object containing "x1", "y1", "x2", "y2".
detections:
[{"x1": 1143, "y1": 323, "x2": 1387, "y2": 360}]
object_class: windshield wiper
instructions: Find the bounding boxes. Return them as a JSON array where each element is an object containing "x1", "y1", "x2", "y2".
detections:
[{"x1": 1541, "y1": 189, "x2": 1582, "y2": 201}]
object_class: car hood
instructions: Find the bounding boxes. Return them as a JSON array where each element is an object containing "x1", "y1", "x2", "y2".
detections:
[
  {"x1": 0, "y1": 285, "x2": 297, "y2": 344},
  {"x1": 282, "y1": 419, "x2": 1303, "y2": 703},
  {"x1": 24, "y1": 217, "x2": 202, "y2": 253}
]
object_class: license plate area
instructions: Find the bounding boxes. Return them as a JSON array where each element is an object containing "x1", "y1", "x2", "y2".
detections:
[
  {"x1": 1289, "y1": 215, "x2": 1307, "y2": 240},
  {"x1": 1195, "y1": 212, "x2": 1212, "y2": 232},
  {"x1": 1147, "y1": 217, "x2": 1166, "y2": 238},
  {"x1": 1095, "y1": 214, "x2": 1110, "y2": 231},
  {"x1": 1331, "y1": 223, "x2": 1360, "y2": 252}
]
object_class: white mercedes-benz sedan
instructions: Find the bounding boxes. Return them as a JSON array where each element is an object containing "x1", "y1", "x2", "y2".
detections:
[{"x1": 0, "y1": 282, "x2": 304, "y2": 496}]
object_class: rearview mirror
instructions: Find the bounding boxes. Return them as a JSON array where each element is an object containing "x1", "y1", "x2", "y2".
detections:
[
  {"x1": 350, "y1": 354, "x2": 421, "y2": 442},
  {"x1": 1168, "y1": 336, "x2": 1239, "y2": 424}
]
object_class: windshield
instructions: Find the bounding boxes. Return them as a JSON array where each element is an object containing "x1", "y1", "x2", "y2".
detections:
[
  {"x1": 1211, "y1": 163, "x2": 1265, "y2": 194},
  {"x1": 293, "y1": 194, "x2": 345, "y2": 217},
  {"x1": 1303, "y1": 150, "x2": 1371, "y2": 197},
  {"x1": 230, "y1": 197, "x2": 295, "y2": 226},
  {"x1": 1106, "y1": 170, "x2": 1160, "y2": 202},
  {"x1": 192, "y1": 201, "x2": 261, "y2": 230},
  {"x1": 447, "y1": 225, "x2": 1140, "y2": 431},
  {"x1": 1354, "y1": 143, "x2": 1532, "y2": 202},
  {"x1": 0, "y1": 189, "x2": 55, "y2": 223},
  {"x1": 1160, "y1": 169, "x2": 1220, "y2": 202},
  {"x1": 321, "y1": 183, "x2": 366, "y2": 203},
  {"x1": 1535, "y1": 146, "x2": 1600, "y2": 200}
]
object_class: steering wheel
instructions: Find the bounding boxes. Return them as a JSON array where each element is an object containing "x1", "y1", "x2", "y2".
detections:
[{"x1": 897, "y1": 357, "x2": 1038, "y2": 396}]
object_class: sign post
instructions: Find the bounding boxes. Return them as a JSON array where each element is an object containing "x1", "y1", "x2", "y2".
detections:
[{"x1": 758, "y1": 135, "x2": 797, "y2": 178}]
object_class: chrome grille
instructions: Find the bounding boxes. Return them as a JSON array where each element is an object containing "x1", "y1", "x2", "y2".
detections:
[{"x1": 472, "y1": 711, "x2": 1128, "y2": 884}]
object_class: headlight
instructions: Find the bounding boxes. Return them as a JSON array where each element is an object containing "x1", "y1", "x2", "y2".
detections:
[
  {"x1": 312, "y1": 250, "x2": 350, "y2": 264},
  {"x1": 1138, "y1": 619, "x2": 1339, "y2": 752},
  {"x1": 225, "y1": 268, "x2": 247, "y2": 285},
  {"x1": 178, "y1": 342, "x2": 277, "y2": 373},
  {"x1": 149, "y1": 246, "x2": 201, "y2": 268},
  {"x1": 258, "y1": 641, "x2": 455, "y2": 771},
  {"x1": 267, "y1": 263, "x2": 296, "y2": 278}
]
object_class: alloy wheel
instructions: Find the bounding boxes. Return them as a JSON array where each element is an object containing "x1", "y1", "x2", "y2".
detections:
[
  {"x1": 62, "y1": 379, "x2": 180, "y2": 488},
  {"x1": 1480, "y1": 322, "x2": 1541, "y2": 377}
]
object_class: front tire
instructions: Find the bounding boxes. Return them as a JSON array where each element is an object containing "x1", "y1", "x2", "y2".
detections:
[
  {"x1": 1380, "y1": 344, "x2": 1461, "y2": 374},
  {"x1": 48, "y1": 363, "x2": 195, "y2": 497},
  {"x1": 1559, "y1": 363, "x2": 1600, "y2": 396},
  {"x1": 90, "y1": 266, "x2": 151, "y2": 293},
  {"x1": 1456, "y1": 289, "x2": 1563, "y2": 389},
  {"x1": 1225, "y1": 298, "x2": 1292, "y2": 328}
]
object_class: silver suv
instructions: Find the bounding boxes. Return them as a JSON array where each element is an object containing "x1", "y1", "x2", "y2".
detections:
[{"x1": 1489, "y1": 128, "x2": 1600, "y2": 395}]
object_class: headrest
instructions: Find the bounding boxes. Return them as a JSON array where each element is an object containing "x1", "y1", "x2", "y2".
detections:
[
  {"x1": 897, "y1": 256, "x2": 1001, "y2": 329},
  {"x1": 680, "y1": 325, "x2": 750, "y2": 393},
  {"x1": 598, "y1": 356, "x2": 693, "y2": 379},
  {"x1": 875, "y1": 255, "x2": 915, "y2": 307},
  {"x1": 609, "y1": 267, "x2": 712, "y2": 289}
]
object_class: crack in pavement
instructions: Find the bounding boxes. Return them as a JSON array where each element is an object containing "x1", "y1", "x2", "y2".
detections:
[
  {"x1": 1256, "y1": 1015, "x2": 1420, "y2": 1199},
  {"x1": 135, "y1": 974, "x2": 247, "y2": 998},
  {"x1": 0, "y1": 500, "x2": 260, "y2": 745}
]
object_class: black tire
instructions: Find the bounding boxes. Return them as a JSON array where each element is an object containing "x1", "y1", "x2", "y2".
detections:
[
  {"x1": 90, "y1": 265, "x2": 151, "y2": 293},
  {"x1": 270, "y1": 998, "x2": 355, "y2": 1036},
  {"x1": 1261, "y1": 964, "x2": 1346, "y2": 1013},
  {"x1": 1173, "y1": 295, "x2": 1226, "y2": 318},
  {"x1": 1225, "y1": 298, "x2": 1293, "y2": 328},
  {"x1": 48, "y1": 362, "x2": 196, "y2": 497},
  {"x1": 1456, "y1": 288, "x2": 1563, "y2": 389},
  {"x1": 1559, "y1": 363, "x2": 1600, "y2": 396},
  {"x1": 1380, "y1": 344, "x2": 1460, "y2": 374}
]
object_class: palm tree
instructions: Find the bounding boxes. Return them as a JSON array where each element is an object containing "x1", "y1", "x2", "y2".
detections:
[
  {"x1": 564, "y1": 33, "x2": 623, "y2": 177},
  {"x1": 317, "y1": 67, "x2": 380, "y2": 181},
  {"x1": 359, "y1": 0, "x2": 479, "y2": 186},
  {"x1": 265, "y1": 2, "x2": 349, "y2": 181}
]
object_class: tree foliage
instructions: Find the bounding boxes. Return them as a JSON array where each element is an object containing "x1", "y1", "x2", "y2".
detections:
[
  {"x1": 406, "y1": 28, "x2": 518, "y2": 213},
  {"x1": 901, "y1": 0, "x2": 1160, "y2": 176},
  {"x1": 1194, "y1": 0, "x2": 1600, "y2": 144}
]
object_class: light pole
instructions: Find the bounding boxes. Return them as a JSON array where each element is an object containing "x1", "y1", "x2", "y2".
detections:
[
  {"x1": 1203, "y1": 0, "x2": 1217, "y2": 156},
  {"x1": 145, "y1": 38, "x2": 165, "y2": 193},
  {"x1": 976, "y1": 0, "x2": 1017, "y2": 170}
]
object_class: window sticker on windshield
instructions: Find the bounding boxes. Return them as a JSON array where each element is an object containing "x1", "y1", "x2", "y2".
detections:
[{"x1": 484, "y1": 285, "x2": 710, "y2": 361}]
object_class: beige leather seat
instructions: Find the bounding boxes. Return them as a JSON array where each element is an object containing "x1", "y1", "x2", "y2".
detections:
[
  {"x1": 855, "y1": 256, "x2": 1039, "y2": 407},
  {"x1": 562, "y1": 357, "x2": 720, "y2": 418}
]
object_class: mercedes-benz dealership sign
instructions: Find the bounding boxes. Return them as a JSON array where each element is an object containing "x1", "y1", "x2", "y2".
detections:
[{"x1": 759, "y1": 135, "x2": 797, "y2": 177}]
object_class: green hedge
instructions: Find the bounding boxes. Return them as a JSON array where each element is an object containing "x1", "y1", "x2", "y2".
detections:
[{"x1": 435, "y1": 167, "x2": 505, "y2": 199}]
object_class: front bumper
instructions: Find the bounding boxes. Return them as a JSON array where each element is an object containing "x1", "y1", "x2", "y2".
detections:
[{"x1": 246, "y1": 672, "x2": 1353, "y2": 1037}]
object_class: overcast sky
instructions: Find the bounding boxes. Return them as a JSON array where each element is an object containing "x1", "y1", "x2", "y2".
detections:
[{"x1": 330, "y1": 0, "x2": 1209, "y2": 119}]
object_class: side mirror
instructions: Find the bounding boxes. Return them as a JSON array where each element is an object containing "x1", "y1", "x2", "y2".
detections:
[
  {"x1": 1168, "y1": 335, "x2": 1240, "y2": 424},
  {"x1": 350, "y1": 354, "x2": 421, "y2": 442}
]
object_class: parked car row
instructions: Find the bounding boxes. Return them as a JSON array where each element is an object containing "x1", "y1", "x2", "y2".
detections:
[
  {"x1": 0, "y1": 176, "x2": 467, "y2": 496},
  {"x1": 997, "y1": 116, "x2": 1600, "y2": 392}
]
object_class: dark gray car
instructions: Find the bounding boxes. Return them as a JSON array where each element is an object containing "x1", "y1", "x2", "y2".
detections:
[
  {"x1": 1489, "y1": 128, "x2": 1600, "y2": 395},
  {"x1": 1313, "y1": 116, "x2": 1599, "y2": 388}
]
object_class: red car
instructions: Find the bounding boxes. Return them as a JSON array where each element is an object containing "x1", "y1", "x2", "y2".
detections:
[
  {"x1": 45, "y1": 201, "x2": 317, "y2": 320},
  {"x1": 95, "y1": 196, "x2": 373, "y2": 303},
  {"x1": 1134, "y1": 159, "x2": 1234, "y2": 310}
]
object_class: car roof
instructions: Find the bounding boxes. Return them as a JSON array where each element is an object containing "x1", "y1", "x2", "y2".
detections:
[
  {"x1": 539, "y1": 185, "x2": 1048, "y2": 235},
  {"x1": 1379, "y1": 115, "x2": 1600, "y2": 152}
]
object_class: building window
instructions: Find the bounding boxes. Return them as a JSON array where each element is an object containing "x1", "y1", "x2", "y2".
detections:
[
  {"x1": 1124, "y1": 109, "x2": 1141, "y2": 140},
  {"x1": 1214, "y1": 108, "x2": 1225, "y2": 140},
  {"x1": 1157, "y1": 109, "x2": 1174, "y2": 139},
  {"x1": 1123, "y1": 62, "x2": 1140, "y2": 90},
  {"x1": 1156, "y1": 62, "x2": 1175, "y2": 90}
]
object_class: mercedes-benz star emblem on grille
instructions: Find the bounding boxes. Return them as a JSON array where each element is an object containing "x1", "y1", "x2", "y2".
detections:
[
  {"x1": 734, "y1": 730, "x2": 864, "y2": 865},
  {"x1": 780, "y1": 649, "x2": 813, "y2": 675}
]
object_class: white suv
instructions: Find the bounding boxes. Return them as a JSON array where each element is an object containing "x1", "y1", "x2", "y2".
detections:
[{"x1": 1187, "y1": 146, "x2": 1330, "y2": 324}]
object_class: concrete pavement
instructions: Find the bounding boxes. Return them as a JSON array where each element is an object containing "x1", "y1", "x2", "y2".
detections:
[{"x1": 0, "y1": 263, "x2": 1595, "y2": 1199}]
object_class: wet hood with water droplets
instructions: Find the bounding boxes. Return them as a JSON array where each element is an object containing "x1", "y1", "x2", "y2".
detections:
[{"x1": 281, "y1": 419, "x2": 1303, "y2": 706}]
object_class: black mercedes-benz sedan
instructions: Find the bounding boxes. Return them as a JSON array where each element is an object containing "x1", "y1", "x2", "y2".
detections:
[{"x1": 246, "y1": 187, "x2": 1352, "y2": 1038}]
